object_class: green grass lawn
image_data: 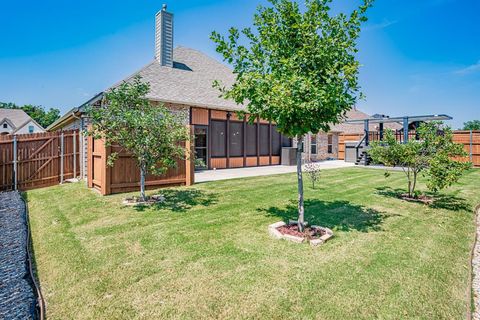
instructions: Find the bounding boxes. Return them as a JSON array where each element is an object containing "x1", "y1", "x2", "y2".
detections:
[{"x1": 27, "y1": 167, "x2": 480, "y2": 319}]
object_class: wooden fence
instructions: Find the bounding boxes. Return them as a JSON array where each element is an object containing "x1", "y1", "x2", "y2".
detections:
[
  {"x1": 87, "y1": 126, "x2": 194, "y2": 195},
  {"x1": 0, "y1": 130, "x2": 80, "y2": 191},
  {"x1": 338, "y1": 130, "x2": 480, "y2": 167}
]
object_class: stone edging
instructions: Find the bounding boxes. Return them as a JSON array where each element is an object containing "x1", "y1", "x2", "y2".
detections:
[
  {"x1": 470, "y1": 204, "x2": 480, "y2": 320},
  {"x1": 268, "y1": 221, "x2": 334, "y2": 247}
]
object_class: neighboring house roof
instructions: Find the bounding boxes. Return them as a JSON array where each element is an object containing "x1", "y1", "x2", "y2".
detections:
[
  {"x1": 330, "y1": 108, "x2": 402, "y2": 134},
  {"x1": 0, "y1": 117, "x2": 16, "y2": 129},
  {"x1": 0, "y1": 109, "x2": 32, "y2": 129},
  {"x1": 0, "y1": 109, "x2": 45, "y2": 133}
]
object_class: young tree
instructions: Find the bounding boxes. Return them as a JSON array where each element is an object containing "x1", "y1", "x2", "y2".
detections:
[
  {"x1": 211, "y1": 0, "x2": 372, "y2": 231},
  {"x1": 369, "y1": 122, "x2": 471, "y2": 198},
  {"x1": 463, "y1": 120, "x2": 480, "y2": 131},
  {"x1": 304, "y1": 162, "x2": 321, "y2": 189},
  {"x1": 86, "y1": 76, "x2": 189, "y2": 201}
]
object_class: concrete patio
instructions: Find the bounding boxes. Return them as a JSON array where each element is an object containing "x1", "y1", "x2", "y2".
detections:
[{"x1": 195, "y1": 160, "x2": 354, "y2": 183}]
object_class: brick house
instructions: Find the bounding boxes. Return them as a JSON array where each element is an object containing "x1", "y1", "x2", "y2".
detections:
[{"x1": 48, "y1": 6, "x2": 384, "y2": 179}]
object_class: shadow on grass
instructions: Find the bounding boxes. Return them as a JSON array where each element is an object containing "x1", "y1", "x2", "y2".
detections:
[
  {"x1": 258, "y1": 199, "x2": 387, "y2": 232},
  {"x1": 375, "y1": 186, "x2": 471, "y2": 212},
  {"x1": 134, "y1": 189, "x2": 218, "y2": 213}
]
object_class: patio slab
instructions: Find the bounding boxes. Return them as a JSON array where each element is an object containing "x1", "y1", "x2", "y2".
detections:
[{"x1": 195, "y1": 160, "x2": 354, "y2": 183}]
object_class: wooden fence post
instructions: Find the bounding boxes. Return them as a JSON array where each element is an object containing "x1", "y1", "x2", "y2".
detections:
[
  {"x1": 470, "y1": 130, "x2": 473, "y2": 163},
  {"x1": 87, "y1": 135, "x2": 93, "y2": 188},
  {"x1": 60, "y1": 132, "x2": 64, "y2": 184},
  {"x1": 73, "y1": 131, "x2": 76, "y2": 179},
  {"x1": 13, "y1": 135, "x2": 17, "y2": 191},
  {"x1": 185, "y1": 125, "x2": 195, "y2": 186}
]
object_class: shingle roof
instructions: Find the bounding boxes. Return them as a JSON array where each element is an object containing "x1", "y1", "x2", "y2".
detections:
[
  {"x1": 331, "y1": 108, "x2": 402, "y2": 134},
  {"x1": 115, "y1": 46, "x2": 243, "y2": 111},
  {"x1": 0, "y1": 109, "x2": 33, "y2": 129}
]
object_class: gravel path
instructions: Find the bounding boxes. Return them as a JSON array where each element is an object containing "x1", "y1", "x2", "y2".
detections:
[
  {"x1": 473, "y1": 206, "x2": 480, "y2": 320},
  {"x1": 0, "y1": 191, "x2": 37, "y2": 320}
]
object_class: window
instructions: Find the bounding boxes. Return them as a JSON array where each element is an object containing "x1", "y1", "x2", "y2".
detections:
[
  {"x1": 28, "y1": 125, "x2": 34, "y2": 133},
  {"x1": 245, "y1": 123, "x2": 257, "y2": 156},
  {"x1": 259, "y1": 124, "x2": 270, "y2": 156},
  {"x1": 327, "y1": 134, "x2": 333, "y2": 154},
  {"x1": 229, "y1": 121, "x2": 244, "y2": 157},
  {"x1": 311, "y1": 134, "x2": 317, "y2": 154},
  {"x1": 3, "y1": 123, "x2": 7, "y2": 128},
  {"x1": 271, "y1": 125, "x2": 281, "y2": 156},
  {"x1": 211, "y1": 120, "x2": 227, "y2": 157}
]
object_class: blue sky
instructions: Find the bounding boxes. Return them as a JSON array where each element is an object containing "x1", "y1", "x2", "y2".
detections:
[{"x1": 0, "y1": 0, "x2": 479, "y2": 129}]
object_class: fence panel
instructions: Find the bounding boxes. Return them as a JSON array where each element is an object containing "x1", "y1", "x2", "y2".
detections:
[
  {"x1": 0, "y1": 130, "x2": 80, "y2": 191},
  {"x1": 337, "y1": 130, "x2": 480, "y2": 167},
  {"x1": 87, "y1": 126, "x2": 194, "y2": 195}
]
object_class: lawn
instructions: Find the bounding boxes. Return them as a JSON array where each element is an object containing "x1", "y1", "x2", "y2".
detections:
[{"x1": 27, "y1": 167, "x2": 480, "y2": 319}]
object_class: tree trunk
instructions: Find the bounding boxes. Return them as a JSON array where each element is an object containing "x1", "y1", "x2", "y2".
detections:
[
  {"x1": 297, "y1": 136, "x2": 305, "y2": 232},
  {"x1": 412, "y1": 171, "x2": 418, "y2": 197},
  {"x1": 140, "y1": 164, "x2": 146, "y2": 201}
]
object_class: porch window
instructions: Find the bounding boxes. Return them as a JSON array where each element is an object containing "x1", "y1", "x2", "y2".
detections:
[
  {"x1": 311, "y1": 134, "x2": 317, "y2": 154},
  {"x1": 229, "y1": 121, "x2": 243, "y2": 157},
  {"x1": 245, "y1": 123, "x2": 257, "y2": 156},
  {"x1": 211, "y1": 120, "x2": 227, "y2": 157},
  {"x1": 327, "y1": 134, "x2": 333, "y2": 154},
  {"x1": 259, "y1": 124, "x2": 269, "y2": 156},
  {"x1": 271, "y1": 125, "x2": 281, "y2": 156}
]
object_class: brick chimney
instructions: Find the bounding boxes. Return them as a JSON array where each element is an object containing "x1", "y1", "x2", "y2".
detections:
[{"x1": 155, "y1": 4, "x2": 174, "y2": 67}]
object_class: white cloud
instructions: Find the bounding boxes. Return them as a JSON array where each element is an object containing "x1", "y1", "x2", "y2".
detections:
[
  {"x1": 365, "y1": 19, "x2": 398, "y2": 31},
  {"x1": 454, "y1": 61, "x2": 480, "y2": 75}
]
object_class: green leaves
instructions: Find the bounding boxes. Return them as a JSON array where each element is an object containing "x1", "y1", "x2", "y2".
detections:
[
  {"x1": 463, "y1": 120, "x2": 480, "y2": 130},
  {"x1": 86, "y1": 76, "x2": 189, "y2": 178},
  {"x1": 211, "y1": 0, "x2": 372, "y2": 138},
  {"x1": 369, "y1": 122, "x2": 472, "y2": 196}
]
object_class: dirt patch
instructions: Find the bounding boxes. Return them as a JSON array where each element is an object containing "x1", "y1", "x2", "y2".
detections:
[
  {"x1": 399, "y1": 194, "x2": 434, "y2": 205},
  {"x1": 122, "y1": 195, "x2": 165, "y2": 206},
  {"x1": 277, "y1": 224, "x2": 327, "y2": 240}
]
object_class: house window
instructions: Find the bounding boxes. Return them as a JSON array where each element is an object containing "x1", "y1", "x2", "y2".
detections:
[
  {"x1": 327, "y1": 134, "x2": 333, "y2": 154},
  {"x1": 211, "y1": 120, "x2": 227, "y2": 157},
  {"x1": 3, "y1": 123, "x2": 7, "y2": 128},
  {"x1": 311, "y1": 134, "x2": 317, "y2": 154},
  {"x1": 29, "y1": 125, "x2": 34, "y2": 133},
  {"x1": 229, "y1": 121, "x2": 243, "y2": 157}
]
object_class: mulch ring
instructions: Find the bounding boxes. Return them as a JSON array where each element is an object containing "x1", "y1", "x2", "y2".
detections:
[
  {"x1": 399, "y1": 193, "x2": 434, "y2": 205},
  {"x1": 122, "y1": 195, "x2": 165, "y2": 206},
  {"x1": 277, "y1": 224, "x2": 327, "y2": 241}
]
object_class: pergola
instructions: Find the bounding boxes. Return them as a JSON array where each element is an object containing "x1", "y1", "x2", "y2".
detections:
[{"x1": 344, "y1": 114, "x2": 452, "y2": 145}]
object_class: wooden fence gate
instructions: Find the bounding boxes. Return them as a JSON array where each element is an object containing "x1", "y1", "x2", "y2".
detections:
[{"x1": 0, "y1": 130, "x2": 80, "y2": 191}]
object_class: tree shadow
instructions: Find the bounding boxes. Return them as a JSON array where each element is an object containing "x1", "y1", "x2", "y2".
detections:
[
  {"x1": 375, "y1": 186, "x2": 471, "y2": 212},
  {"x1": 258, "y1": 199, "x2": 387, "y2": 232},
  {"x1": 134, "y1": 189, "x2": 218, "y2": 213}
]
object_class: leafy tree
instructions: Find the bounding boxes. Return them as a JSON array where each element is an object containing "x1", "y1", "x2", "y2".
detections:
[
  {"x1": 463, "y1": 120, "x2": 480, "y2": 131},
  {"x1": 0, "y1": 102, "x2": 60, "y2": 128},
  {"x1": 211, "y1": 0, "x2": 372, "y2": 231},
  {"x1": 368, "y1": 122, "x2": 471, "y2": 198},
  {"x1": 86, "y1": 76, "x2": 189, "y2": 201}
]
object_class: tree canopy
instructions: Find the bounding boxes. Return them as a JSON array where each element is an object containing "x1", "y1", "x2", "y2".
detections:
[
  {"x1": 86, "y1": 76, "x2": 189, "y2": 201},
  {"x1": 0, "y1": 102, "x2": 60, "y2": 128},
  {"x1": 211, "y1": 0, "x2": 372, "y2": 138},
  {"x1": 369, "y1": 122, "x2": 471, "y2": 198},
  {"x1": 463, "y1": 120, "x2": 480, "y2": 131}
]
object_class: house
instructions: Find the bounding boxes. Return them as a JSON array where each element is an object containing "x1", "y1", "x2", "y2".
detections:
[
  {"x1": 48, "y1": 5, "x2": 381, "y2": 178},
  {"x1": 0, "y1": 109, "x2": 45, "y2": 135}
]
